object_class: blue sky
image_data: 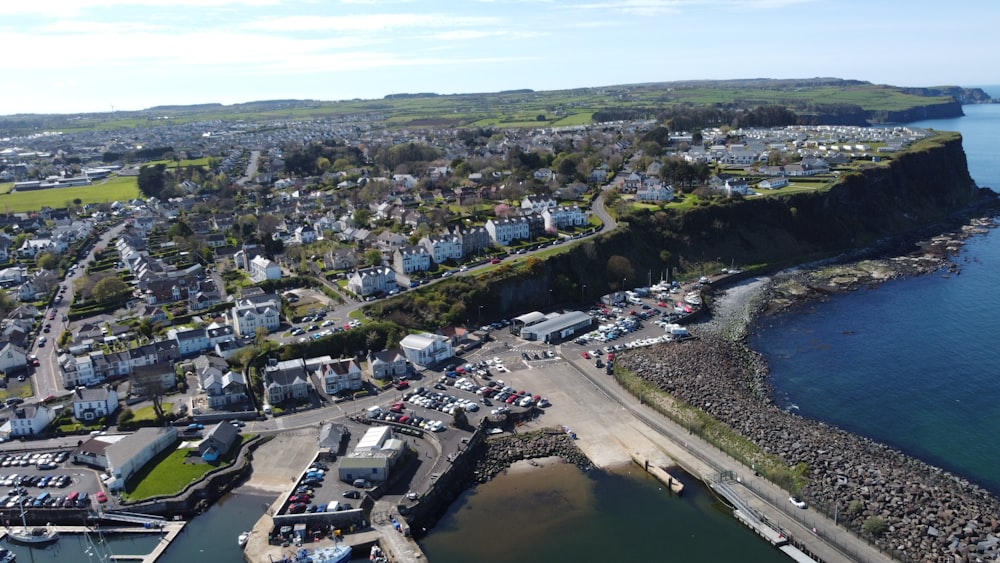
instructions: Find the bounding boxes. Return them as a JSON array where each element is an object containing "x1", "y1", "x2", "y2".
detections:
[{"x1": 2, "y1": 0, "x2": 996, "y2": 115}]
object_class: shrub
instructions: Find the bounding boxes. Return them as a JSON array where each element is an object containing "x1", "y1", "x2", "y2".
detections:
[{"x1": 862, "y1": 516, "x2": 888, "y2": 537}]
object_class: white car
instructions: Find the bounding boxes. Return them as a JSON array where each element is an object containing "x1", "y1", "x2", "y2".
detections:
[{"x1": 789, "y1": 496, "x2": 807, "y2": 509}]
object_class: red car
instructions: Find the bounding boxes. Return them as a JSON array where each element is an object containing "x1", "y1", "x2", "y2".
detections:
[
  {"x1": 288, "y1": 503, "x2": 307, "y2": 514},
  {"x1": 490, "y1": 258, "x2": 502, "y2": 264},
  {"x1": 580, "y1": 351, "x2": 590, "y2": 359},
  {"x1": 95, "y1": 491, "x2": 108, "y2": 503},
  {"x1": 48, "y1": 310, "x2": 56, "y2": 320},
  {"x1": 289, "y1": 494, "x2": 311, "y2": 504}
]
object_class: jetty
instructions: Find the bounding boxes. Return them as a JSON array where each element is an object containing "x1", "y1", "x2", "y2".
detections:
[
  {"x1": 19, "y1": 521, "x2": 188, "y2": 563},
  {"x1": 629, "y1": 452, "x2": 684, "y2": 494}
]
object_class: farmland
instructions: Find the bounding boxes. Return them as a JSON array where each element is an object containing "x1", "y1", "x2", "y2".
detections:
[{"x1": 0, "y1": 175, "x2": 138, "y2": 213}]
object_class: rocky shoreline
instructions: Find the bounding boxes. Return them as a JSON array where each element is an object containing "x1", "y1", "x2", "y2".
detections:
[
  {"x1": 618, "y1": 214, "x2": 1000, "y2": 562},
  {"x1": 469, "y1": 429, "x2": 593, "y2": 484}
]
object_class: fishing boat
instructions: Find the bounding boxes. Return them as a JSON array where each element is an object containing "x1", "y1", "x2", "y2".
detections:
[
  {"x1": 286, "y1": 543, "x2": 352, "y2": 563},
  {"x1": 8, "y1": 500, "x2": 58, "y2": 545},
  {"x1": 238, "y1": 530, "x2": 250, "y2": 547}
]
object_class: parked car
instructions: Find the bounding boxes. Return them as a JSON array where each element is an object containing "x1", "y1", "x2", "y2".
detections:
[
  {"x1": 342, "y1": 490, "x2": 361, "y2": 499},
  {"x1": 789, "y1": 496, "x2": 807, "y2": 509}
]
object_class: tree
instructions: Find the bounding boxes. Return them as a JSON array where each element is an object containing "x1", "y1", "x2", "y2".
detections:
[
  {"x1": 606, "y1": 255, "x2": 635, "y2": 290},
  {"x1": 255, "y1": 326, "x2": 270, "y2": 347},
  {"x1": 364, "y1": 249, "x2": 383, "y2": 267},
  {"x1": 862, "y1": 516, "x2": 887, "y2": 537},
  {"x1": 133, "y1": 368, "x2": 170, "y2": 422},
  {"x1": 36, "y1": 252, "x2": 59, "y2": 271},
  {"x1": 92, "y1": 277, "x2": 130, "y2": 303}
]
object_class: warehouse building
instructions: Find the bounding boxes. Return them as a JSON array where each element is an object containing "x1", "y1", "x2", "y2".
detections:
[{"x1": 518, "y1": 311, "x2": 593, "y2": 343}]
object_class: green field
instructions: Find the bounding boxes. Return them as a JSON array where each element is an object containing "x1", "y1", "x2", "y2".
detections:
[
  {"x1": 0, "y1": 175, "x2": 139, "y2": 212},
  {"x1": 4, "y1": 78, "x2": 958, "y2": 136}
]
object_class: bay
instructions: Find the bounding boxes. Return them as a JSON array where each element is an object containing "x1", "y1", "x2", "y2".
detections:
[{"x1": 753, "y1": 98, "x2": 1000, "y2": 495}]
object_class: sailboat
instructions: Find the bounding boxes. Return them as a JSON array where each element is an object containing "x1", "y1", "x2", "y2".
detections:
[{"x1": 7, "y1": 499, "x2": 58, "y2": 545}]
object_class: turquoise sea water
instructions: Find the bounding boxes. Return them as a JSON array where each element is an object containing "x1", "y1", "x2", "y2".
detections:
[{"x1": 752, "y1": 99, "x2": 1000, "y2": 495}]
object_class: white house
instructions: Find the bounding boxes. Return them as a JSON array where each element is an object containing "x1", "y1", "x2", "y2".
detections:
[
  {"x1": 0, "y1": 343, "x2": 27, "y2": 374},
  {"x1": 521, "y1": 195, "x2": 557, "y2": 213},
  {"x1": 230, "y1": 296, "x2": 281, "y2": 337},
  {"x1": 485, "y1": 217, "x2": 530, "y2": 246},
  {"x1": 399, "y1": 333, "x2": 454, "y2": 367},
  {"x1": 347, "y1": 266, "x2": 396, "y2": 297},
  {"x1": 317, "y1": 357, "x2": 363, "y2": 395},
  {"x1": 420, "y1": 234, "x2": 463, "y2": 264},
  {"x1": 248, "y1": 255, "x2": 282, "y2": 283},
  {"x1": 72, "y1": 385, "x2": 119, "y2": 422},
  {"x1": 263, "y1": 358, "x2": 312, "y2": 405},
  {"x1": 541, "y1": 205, "x2": 587, "y2": 231},
  {"x1": 635, "y1": 183, "x2": 675, "y2": 202},
  {"x1": 6, "y1": 404, "x2": 56, "y2": 438},
  {"x1": 169, "y1": 327, "x2": 210, "y2": 357},
  {"x1": 758, "y1": 177, "x2": 789, "y2": 190},
  {"x1": 294, "y1": 225, "x2": 318, "y2": 244}
]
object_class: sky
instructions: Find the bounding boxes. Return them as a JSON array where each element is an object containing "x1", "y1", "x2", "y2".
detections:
[{"x1": 1, "y1": 0, "x2": 997, "y2": 115}]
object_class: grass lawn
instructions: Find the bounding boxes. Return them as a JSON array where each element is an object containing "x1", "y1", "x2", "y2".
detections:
[
  {"x1": 130, "y1": 402, "x2": 174, "y2": 422},
  {"x1": 0, "y1": 175, "x2": 139, "y2": 213},
  {"x1": 124, "y1": 435, "x2": 246, "y2": 500}
]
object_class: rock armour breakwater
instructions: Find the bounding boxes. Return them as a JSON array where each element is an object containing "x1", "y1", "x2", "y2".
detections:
[
  {"x1": 471, "y1": 430, "x2": 594, "y2": 484},
  {"x1": 618, "y1": 330, "x2": 1000, "y2": 562}
]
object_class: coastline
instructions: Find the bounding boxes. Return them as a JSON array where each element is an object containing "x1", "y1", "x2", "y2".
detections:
[{"x1": 620, "y1": 213, "x2": 1000, "y2": 561}]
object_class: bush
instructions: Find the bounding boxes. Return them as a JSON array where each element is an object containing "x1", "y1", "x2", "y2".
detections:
[{"x1": 862, "y1": 516, "x2": 887, "y2": 537}]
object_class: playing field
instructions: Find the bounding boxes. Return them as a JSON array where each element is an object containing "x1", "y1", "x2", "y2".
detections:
[{"x1": 0, "y1": 175, "x2": 139, "y2": 213}]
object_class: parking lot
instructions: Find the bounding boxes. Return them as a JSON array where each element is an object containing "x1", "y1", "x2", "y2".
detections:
[{"x1": 0, "y1": 449, "x2": 106, "y2": 510}]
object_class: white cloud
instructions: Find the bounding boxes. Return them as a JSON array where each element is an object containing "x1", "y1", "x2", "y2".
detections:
[
  {"x1": 0, "y1": 0, "x2": 283, "y2": 17},
  {"x1": 242, "y1": 13, "x2": 500, "y2": 33}
]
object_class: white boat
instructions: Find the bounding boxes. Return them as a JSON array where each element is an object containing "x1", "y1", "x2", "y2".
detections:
[
  {"x1": 0, "y1": 548, "x2": 15, "y2": 563},
  {"x1": 291, "y1": 543, "x2": 352, "y2": 563},
  {"x1": 238, "y1": 530, "x2": 250, "y2": 547},
  {"x1": 8, "y1": 500, "x2": 58, "y2": 545}
]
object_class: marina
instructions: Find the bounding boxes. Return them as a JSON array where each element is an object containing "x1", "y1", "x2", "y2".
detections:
[{"x1": 0, "y1": 522, "x2": 186, "y2": 563}]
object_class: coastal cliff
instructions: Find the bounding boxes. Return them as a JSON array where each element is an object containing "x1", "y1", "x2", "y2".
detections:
[{"x1": 371, "y1": 133, "x2": 994, "y2": 328}]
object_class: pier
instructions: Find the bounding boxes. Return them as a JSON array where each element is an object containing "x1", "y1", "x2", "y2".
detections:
[{"x1": 7, "y1": 522, "x2": 189, "y2": 563}]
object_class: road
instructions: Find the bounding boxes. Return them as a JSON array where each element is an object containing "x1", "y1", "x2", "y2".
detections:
[{"x1": 33, "y1": 222, "x2": 128, "y2": 400}]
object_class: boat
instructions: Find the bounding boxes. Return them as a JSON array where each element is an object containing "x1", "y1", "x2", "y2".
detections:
[
  {"x1": 8, "y1": 500, "x2": 58, "y2": 545},
  {"x1": 0, "y1": 548, "x2": 15, "y2": 563},
  {"x1": 238, "y1": 530, "x2": 250, "y2": 547},
  {"x1": 291, "y1": 543, "x2": 352, "y2": 563}
]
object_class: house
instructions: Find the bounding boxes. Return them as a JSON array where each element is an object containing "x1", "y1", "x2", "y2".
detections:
[
  {"x1": 541, "y1": 205, "x2": 587, "y2": 231},
  {"x1": 452, "y1": 225, "x2": 490, "y2": 257},
  {"x1": 376, "y1": 231, "x2": 408, "y2": 252},
  {"x1": 0, "y1": 343, "x2": 27, "y2": 374},
  {"x1": 393, "y1": 246, "x2": 431, "y2": 274},
  {"x1": 230, "y1": 295, "x2": 281, "y2": 337},
  {"x1": 169, "y1": 327, "x2": 210, "y2": 357},
  {"x1": 294, "y1": 225, "x2": 318, "y2": 244},
  {"x1": 198, "y1": 422, "x2": 240, "y2": 462},
  {"x1": 248, "y1": 255, "x2": 282, "y2": 283},
  {"x1": 5, "y1": 404, "x2": 56, "y2": 438},
  {"x1": 317, "y1": 357, "x2": 363, "y2": 395},
  {"x1": 723, "y1": 178, "x2": 750, "y2": 196},
  {"x1": 521, "y1": 195, "x2": 557, "y2": 213},
  {"x1": 198, "y1": 363, "x2": 249, "y2": 410},
  {"x1": 758, "y1": 177, "x2": 789, "y2": 190},
  {"x1": 635, "y1": 183, "x2": 675, "y2": 202},
  {"x1": 327, "y1": 248, "x2": 358, "y2": 271},
  {"x1": 399, "y1": 333, "x2": 454, "y2": 367},
  {"x1": 263, "y1": 358, "x2": 312, "y2": 405},
  {"x1": 347, "y1": 266, "x2": 396, "y2": 297},
  {"x1": 367, "y1": 349, "x2": 409, "y2": 381},
  {"x1": 485, "y1": 217, "x2": 530, "y2": 246},
  {"x1": 533, "y1": 168, "x2": 554, "y2": 182},
  {"x1": 104, "y1": 427, "x2": 178, "y2": 492},
  {"x1": 72, "y1": 385, "x2": 119, "y2": 422},
  {"x1": 420, "y1": 234, "x2": 463, "y2": 264}
]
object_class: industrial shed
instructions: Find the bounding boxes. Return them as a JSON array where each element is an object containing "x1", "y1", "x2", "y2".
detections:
[{"x1": 518, "y1": 311, "x2": 593, "y2": 343}]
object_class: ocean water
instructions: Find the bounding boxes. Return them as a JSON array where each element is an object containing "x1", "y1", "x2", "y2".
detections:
[{"x1": 752, "y1": 99, "x2": 1000, "y2": 495}]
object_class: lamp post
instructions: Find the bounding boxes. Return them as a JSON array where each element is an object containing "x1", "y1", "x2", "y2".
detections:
[
  {"x1": 478, "y1": 305, "x2": 483, "y2": 324},
  {"x1": 581, "y1": 284, "x2": 587, "y2": 302}
]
